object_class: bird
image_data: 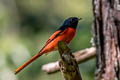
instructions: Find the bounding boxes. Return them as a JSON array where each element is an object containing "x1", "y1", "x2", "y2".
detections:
[{"x1": 15, "y1": 17, "x2": 82, "y2": 74}]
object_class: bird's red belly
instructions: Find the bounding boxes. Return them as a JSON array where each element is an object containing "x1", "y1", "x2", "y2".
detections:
[{"x1": 42, "y1": 27, "x2": 76, "y2": 54}]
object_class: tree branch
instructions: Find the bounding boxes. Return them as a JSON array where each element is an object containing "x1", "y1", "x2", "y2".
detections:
[
  {"x1": 58, "y1": 41, "x2": 82, "y2": 80},
  {"x1": 42, "y1": 47, "x2": 96, "y2": 73}
]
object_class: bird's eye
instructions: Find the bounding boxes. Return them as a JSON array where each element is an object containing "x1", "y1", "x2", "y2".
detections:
[
  {"x1": 71, "y1": 19, "x2": 74, "y2": 22},
  {"x1": 71, "y1": 18, "x2": 76, "y2": 23}
]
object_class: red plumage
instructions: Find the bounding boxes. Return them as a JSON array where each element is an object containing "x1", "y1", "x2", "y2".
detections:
[
  {"x1": 40, "y1": 27, "x2": 76, "y2": 54},
  {"x1": 15, "y1": 17, "x2": 81, "y2": 74}
]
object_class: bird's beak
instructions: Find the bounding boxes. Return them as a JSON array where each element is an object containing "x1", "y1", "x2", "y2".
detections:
[{"x1": 78, "y1": 18, "x2": 82, "y2": 21}]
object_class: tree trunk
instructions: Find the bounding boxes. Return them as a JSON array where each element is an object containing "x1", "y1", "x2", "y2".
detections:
[{"x1": 93, "y1": 0, "x2": 120, "y2": 80}]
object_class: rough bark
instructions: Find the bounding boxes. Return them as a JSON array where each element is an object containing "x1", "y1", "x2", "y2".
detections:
[
  {"x1": 42, "y1": 47, "x2": 96, "y2": 73},
  {"x1": 93, "y1": 0, "x2": 120, "y2": 80},
  {"x1": 58, "y1": 41, "x2": 82, "y2": 80}
]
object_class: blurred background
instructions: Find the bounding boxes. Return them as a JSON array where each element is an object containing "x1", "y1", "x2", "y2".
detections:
[{"x1": 0, "y1": 0, "x2": 95, "y2": 80}]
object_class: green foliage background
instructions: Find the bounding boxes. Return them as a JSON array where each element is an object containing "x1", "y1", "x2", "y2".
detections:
[{"x1": 0, "y1": 0, "x2": 95, "y2": 80}]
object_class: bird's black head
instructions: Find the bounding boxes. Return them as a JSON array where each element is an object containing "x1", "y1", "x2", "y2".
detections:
[{"x1": 62, "y1": 17, "x2": 81, "y2": 29}]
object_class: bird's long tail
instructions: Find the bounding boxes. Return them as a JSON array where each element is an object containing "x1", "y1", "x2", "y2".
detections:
[{"x1": 14, "y1": 52, "x2": 43, "y2": 75}]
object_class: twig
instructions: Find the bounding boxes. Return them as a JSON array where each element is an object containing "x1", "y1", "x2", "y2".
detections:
[{"x1": 42, "y1": 47, "x2": 96, "y2": 73}]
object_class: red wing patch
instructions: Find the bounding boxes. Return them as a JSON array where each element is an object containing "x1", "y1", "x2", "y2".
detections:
[
  {"x1": 45, "y1": 30, "x2": 61, "y2": 45},
  {"x1": 38, "y1": 29, "x2": 66, "y2": 53},
  {"x1": 45, "y1": 28, "x2": 67, "y2": 46}
]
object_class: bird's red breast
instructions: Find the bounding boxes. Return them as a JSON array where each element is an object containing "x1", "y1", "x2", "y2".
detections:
[
  {"x1": 39, "y1": 27, "x2": 76, "y2": 54},
  {"x1": 14, "y1": 17, "x2": 81, "y2": 74}
]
